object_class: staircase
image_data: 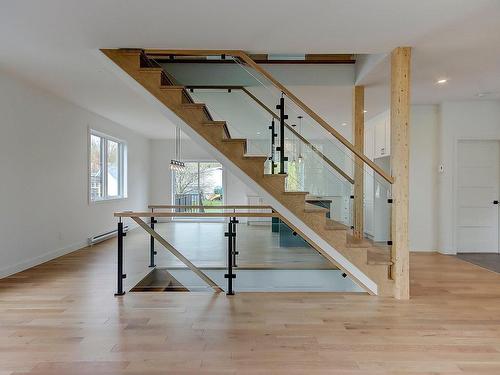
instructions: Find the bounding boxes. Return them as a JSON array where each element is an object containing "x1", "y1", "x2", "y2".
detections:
[{"x1": 102, "y1": 48, "x2": 394, "y2": 296}]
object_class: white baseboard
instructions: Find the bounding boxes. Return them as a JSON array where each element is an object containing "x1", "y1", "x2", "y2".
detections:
[
  {"x1": 0, "y1": 223, "x2": 142, "y2": 279},
  {"x1": 0, "y1": 240, "x2": 88, "y2": 279}
]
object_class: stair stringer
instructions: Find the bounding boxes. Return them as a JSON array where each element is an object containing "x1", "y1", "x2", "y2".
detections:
[{"x1": 99, "y1": 50, "x2": 378, "y2": 295}]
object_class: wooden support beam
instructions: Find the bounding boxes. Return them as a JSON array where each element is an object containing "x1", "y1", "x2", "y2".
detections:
[
  {"x1": 353, "y1": 86, "x2": 365, "y2": 239},
  {"x1": 390, "y1": 47, "x2": 411, "y2": 300}
]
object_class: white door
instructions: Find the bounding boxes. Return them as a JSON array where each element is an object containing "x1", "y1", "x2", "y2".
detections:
[{"x1": 456, "y1": 140, "x2": 500, "y2": 253}]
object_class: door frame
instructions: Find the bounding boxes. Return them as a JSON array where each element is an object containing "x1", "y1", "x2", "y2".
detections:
[{"x1": 453, "y1": 137, "x2": 500, "y2": 253}]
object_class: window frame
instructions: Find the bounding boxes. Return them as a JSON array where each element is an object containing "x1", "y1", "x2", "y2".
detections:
[
  {"x1": 171, "y1": 160, "x2": 225, "y2": 221},
  {"x1": 88, "y1": 129, "x2": 127, "y2": 203}
]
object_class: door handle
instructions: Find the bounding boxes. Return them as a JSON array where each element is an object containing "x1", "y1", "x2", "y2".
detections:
[{"x1": 494, "y1": 200, "x2": 499, "y2": 205}]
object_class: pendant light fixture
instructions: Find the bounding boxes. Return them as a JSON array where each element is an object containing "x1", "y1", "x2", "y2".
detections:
[{"x1": 170, "y1": 126, "x2": 185, "y2": 171}]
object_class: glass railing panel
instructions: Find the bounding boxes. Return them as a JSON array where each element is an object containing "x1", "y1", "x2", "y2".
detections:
[
  {"x1": 227, "y1": 55, "x2": 393, "y2": 238},
  {"x1": 154, "y1": 54, "x2": 392, "y2": 241},
  {"x1": 228, "y1": 55, "x2": 390, "y2": 186},
  {"x1": 282, "y1": 126, "x2": 354, "y2": 227},
  {"x1": 131, "y1": 218, "x2": 363, "y2": 293},
  {"x1": 363, "y1": 160, "x2": 392, "y2": 245}
]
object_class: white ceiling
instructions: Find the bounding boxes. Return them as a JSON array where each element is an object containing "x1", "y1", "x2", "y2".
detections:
[{"x1": 1, "y1": 0, "x2": 499, "y2": 138}]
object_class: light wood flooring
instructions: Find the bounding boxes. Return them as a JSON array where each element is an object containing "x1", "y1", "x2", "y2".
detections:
[{"x1": 2, "y1": 225, "x2": 500, "y2": 374}]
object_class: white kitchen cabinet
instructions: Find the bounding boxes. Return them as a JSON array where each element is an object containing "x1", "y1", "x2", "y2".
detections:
[
  {"x1": 364, "y1": 113, "x2": 391, "y2": 241},
  {"x1": 364, "y1": 126, "x2": 375, "y2": 160},
  {"x1": 374, "y1": 118, "x2": 390, "y2": 158}
]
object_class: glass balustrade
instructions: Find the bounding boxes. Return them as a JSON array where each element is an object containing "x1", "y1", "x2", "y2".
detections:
[
  {"x1": 151, "y1": 53, "x2": 392, "y2": 246},
  {"x1": 130, "y1": 218, "x2": 363, "y2": 293}
]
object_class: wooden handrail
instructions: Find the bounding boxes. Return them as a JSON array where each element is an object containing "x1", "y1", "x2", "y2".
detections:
[
  {"x1": 148, "y1": 204, "x2": 273, "y2": 210},
  {"x1": 145, "y1": 49, "x2": 394, "y2": 184},
  {"x1": 115, "y1": 211, "x2": 276, "y2": 218}
]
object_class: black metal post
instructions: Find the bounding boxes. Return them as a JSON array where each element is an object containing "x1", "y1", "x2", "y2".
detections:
[
  {"x1": 269, "y1": 118, "x2": 277, "y2": 174},
  {"x1": 276, "y1": 95, "x2": 288, "y2": 174},
  {"x1": 149, "y1": 213, "x2": 157, "y2": 268},
  {"x1": 224, "y1": 220, "x2": 236, "y2": 295},
  {"x1": 114, "y1": 220, "x2": 126, "y2": 296},
  {"x1": 231, "y1": 217, "x2": 239, "y2": 267}
]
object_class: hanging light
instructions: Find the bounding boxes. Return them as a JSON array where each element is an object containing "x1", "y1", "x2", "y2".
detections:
[
  {"x1": 170, "y1": 127, "x2": 185, "y2": 171},
  {"x1": 291, "y1": 123, "x2": 297, "y2": 162},
  {"x1": 297, "y1": 116, "x2": 303, "y2": 163}
]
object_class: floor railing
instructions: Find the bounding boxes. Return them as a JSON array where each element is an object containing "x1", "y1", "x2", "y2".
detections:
[{"x1": 114, "y1": 206, "x2": 276, "y2": 296}]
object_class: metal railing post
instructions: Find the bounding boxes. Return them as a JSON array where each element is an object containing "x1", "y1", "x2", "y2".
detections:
[
  {"x1": 149, "y1": 208, "x2": 157, "y2": 268},
  {"x1": 269, "y1": 118, "x2": 277, "y2": 174},
  {"x1": 114, "y1": 219, "x2": 127, "y2": 296},
  {"x1": 231, "y1": 217, "x2": 239, "y2": 268},
  {"x1": 276, "y1": 95, "x2": 288, "y2": 174},
  {"x1": 224, "y1": 220, "x2": 236, "y2": 295}
]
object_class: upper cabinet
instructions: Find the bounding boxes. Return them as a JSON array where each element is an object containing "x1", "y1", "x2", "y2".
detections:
[
  {"x1": 374, "y1": 117, "x2": 390, "y2": 158},
  {"x1": 364, "y1": 125, "x2": 375, "y2": 160},
  {"x1": 365, "y1": 111, "x2": 390, "y2": 160}
]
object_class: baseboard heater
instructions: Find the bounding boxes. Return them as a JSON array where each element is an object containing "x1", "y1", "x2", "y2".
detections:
[{"x1": 88, "y1": 226, "x2": 129, "y2": 245}]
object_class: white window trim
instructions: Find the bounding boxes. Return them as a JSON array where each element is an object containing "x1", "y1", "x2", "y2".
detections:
[{"x1": 88, "y1": 128, "x2": 128, "y2": 203}]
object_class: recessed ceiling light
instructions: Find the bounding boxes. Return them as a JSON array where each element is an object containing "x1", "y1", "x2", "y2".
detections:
[
  {"x1": 436, "y1": 78, "x2": 448, "y2": 84},
  {"x1": 256, "y1": 131, "x2": 261, "y2": 135},
  {"x1": 363, "y1": 110, "x2": 367, "y2": 113},
  {"x1": 341, "y1": 122, "x2": 347, "y2": 127}
]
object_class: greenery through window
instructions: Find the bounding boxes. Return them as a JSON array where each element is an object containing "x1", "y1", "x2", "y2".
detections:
[
  {"x1": 89, "y1": 130, "x2": 127, "y2": 201},
  {"x1": 173, "y1": 162, "x2": 223, "y2": 208}
]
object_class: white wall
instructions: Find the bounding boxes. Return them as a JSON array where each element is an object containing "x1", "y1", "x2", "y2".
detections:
[
  {"x1": 409, "y1": 105, "x2": 439, "y2": 252},
  {"x1": 0, "y1": 70, "x2": 150, "y2": 277},
  {"x1": 150, "y1": 138, "x2": 257, "y2": 209},
  {"x1": 365, "y1": 105, "x2": 439, "y2": 251},
  {"x1": 365, "y1": 101, "x2": 500, "y2": 253},
  {"x1": 437, "y1": 100, "x2": 500, "y2": 254}
]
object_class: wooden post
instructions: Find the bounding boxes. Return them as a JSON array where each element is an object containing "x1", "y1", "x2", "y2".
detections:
[
  {"x1": 353, "y1": 86, "x2": 365, "y2": 239},
  {"x1": 390, "y1": 47, "x2": 411, "y2": 300}
]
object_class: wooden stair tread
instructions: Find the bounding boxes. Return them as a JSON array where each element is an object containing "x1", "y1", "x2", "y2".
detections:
[
  {"x1": 346, "y1": 232, "x2": 374, "y2": 248},
  {"x1": 203, "y1": 120, "x2": 226, "y2": 126},
  {"x1": 159, "y1": 85, "x2": 185, "y2": 90},
  {"x1": 182, "y1": 103, "x2": 206, "y2": 109},
  {"x1": 325, "y1": 218, "x2": 349, "y2": 231},
  {"x1": 283, "y1": 191, "x2": 309, "y2": 196},
  {"x1": 222, "y1": 138, "x2": 246, "y2": 144},
  {"x1": 304, "y1": 203, "x2": 329, "y2": 213},
  {"x1": 139, "y1": 67, "x2": 163, "y2": 71},
  {"x1": 203, "y1": 121, "x2": 231, "y2": 139},
  {"x1": 263, "y1": 173, "x2": 287, "y2": 178},
  {"x1": 367, "y1": 248, "x2": 392, "y2": 265},
  {"x1": 243, "y1": 154, "x2": 268, "y2": 160}
]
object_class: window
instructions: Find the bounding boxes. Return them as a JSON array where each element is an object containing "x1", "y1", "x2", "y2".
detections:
[
  {"x1": 89, "y1": 130, "x2": 127, "y2": 202},
  {"x1": 172, "y1": 161, "x2": 224, "y2": 208}
]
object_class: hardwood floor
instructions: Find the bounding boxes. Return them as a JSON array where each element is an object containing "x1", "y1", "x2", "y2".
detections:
[{"x1": 2, "y1": 227, "x2": 500, "y2": 374}]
